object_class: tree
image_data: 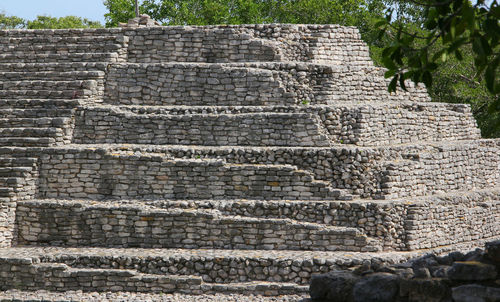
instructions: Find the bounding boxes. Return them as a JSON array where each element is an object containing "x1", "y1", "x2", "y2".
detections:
[
  {"x1": 27, "y1": 15, "x2": 102, "y2": 29},
  {"x1": 376, "y1": 0, "x2": 499, "y2": 136},
  {"x1": 104, "y1": 0, "x2": 137, "y2": 27},
  {"x1": 0, "y1": 12, "x2": 25, "y2": 29},
  {"x1": 104, "y1": 0, "x2": 385, "y2": 31}
]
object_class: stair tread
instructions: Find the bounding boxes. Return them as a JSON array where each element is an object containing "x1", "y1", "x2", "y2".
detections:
[
  {"x1": 0, "y1": 246, "x2": 420, "y2": 263},
  {"x1": 0, "y1": 290, "x2": 307, "y2": 301},
  {"x1": 20, "y1": 199, "x2": 362, "y2": 233}
]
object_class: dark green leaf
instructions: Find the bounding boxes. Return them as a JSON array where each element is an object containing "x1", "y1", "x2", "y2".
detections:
[
  {"x1": 485, "y1": 57, "x2": 500, "y2": 94},
  {"x1": 388, "y1": 75, "x2": 398, "y2": 93},
  {"x1": 479, "y1": 35, "x2": 492, "y2": 56},
  {"x1": 399, "y1": 74, "x2": 407, "y2": 91},
  {"x1": 374, "y1": 19, "x2": 387, "y2": 28},
  {"x1": 382, "y1": 56, "x2": 397, "y2": 70},
  {"x1": 384, "y1": 69, "x2": 396, "y2": 78},
  {"x1": 422, "y1": 71, "x2": 432, "y2": 88}
]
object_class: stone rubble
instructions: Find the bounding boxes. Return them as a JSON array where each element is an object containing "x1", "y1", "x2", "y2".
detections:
[{"x1": 310, "y1": 240, "x2": 500, "y2": 301}]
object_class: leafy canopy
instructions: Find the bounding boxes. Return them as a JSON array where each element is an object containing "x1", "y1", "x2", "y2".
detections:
[
  {"x1": 0, "y1": 12, "x2": 26, "y2": 29},
  {"x1": 27, "y1": 16, "x2": 102, "y2": 29},
  {"x1": 104, "y1": 0, "x2": 382, "y2": 30},
  {"x1": 376, "y1": 0, "x2": 499, "y2": 95}
]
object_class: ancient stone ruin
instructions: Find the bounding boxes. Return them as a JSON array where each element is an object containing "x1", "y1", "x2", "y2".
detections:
[{"x1": 0, "y1": 24, "x2": 498, "y2": 297}]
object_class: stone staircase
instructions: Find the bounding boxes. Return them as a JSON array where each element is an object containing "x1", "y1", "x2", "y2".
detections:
[{"x1": 0, "y1": 24, "x2": 498, "y2": 299}]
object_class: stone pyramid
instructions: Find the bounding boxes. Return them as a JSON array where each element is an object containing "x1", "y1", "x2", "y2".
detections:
[{"x1": 0, "y1": 24, "x2": 498, "y2": 298}]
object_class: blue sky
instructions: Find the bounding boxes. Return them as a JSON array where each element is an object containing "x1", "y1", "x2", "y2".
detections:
[{"x1": 0, "y1": 0, "x2": 108, "y2": 23}]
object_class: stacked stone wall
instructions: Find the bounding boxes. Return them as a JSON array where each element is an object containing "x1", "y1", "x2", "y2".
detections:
[
  {"x1": 16, "y1": 200, "x2": 378, "y2": 252},
  {"x1": 0, "y1": 28, "x2": 128, "y2": 63},
  {"x1": 379, "y1": 141, "x2": 500, "y2": 198},
  {"x1": 73, "y1": 108, "x2": 331, "y2": 147},
  {"x1": 124, "y1": 24, "x2": 371, "y2": 66},
  {"x1": 104, "y1": 63, "x2": 430, "y2": 106},
  {"x1": 36, "y1": 150, "x2": 346, "y2": 201},
  {"x1": 72, "y1": 102, "x2": 480, "y2": 147}
]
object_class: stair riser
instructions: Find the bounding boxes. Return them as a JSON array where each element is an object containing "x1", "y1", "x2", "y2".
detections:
[
  {"x1": 73, "y1": 111, "x2": 330, "y2": 147},
  {"x1": 104, "y1": 63, "x2": 429, "y2": 106},
  {"x1": 0, "y1": 138, "x2": 56, "y2": 147},
  {"x1": 29, "y1": 147, "x2": 379, "y2": 198},
  {"x1": 16, "y1": 202, "x2": 375, "y2": 252},
  {"x1": 0, "y1": 63, "x2": 108, "y2": 72},
  {"x1": 0, "y1": 100, "x2": 79, "y2": 109},
  {"x1": 0, "y1": 43, "x2": 124, "y2": 55},
  {"x1": 0, "y1": 90, "x2": 95, "y2": 100},
  {"x1": 0, "y1": 259, "x2": 308, "y2": 295},
  {"x1": 0, "y1": 53, "x2": 119, "y2": 63},
  {"x1": 380, "y1": 142, "x2": 500, "y2": 198},
  {"x1": 0, "y1": 109, "x2": 74, "y2": 118},
  {"x1": 0, "y1": 80, "x2": 99, "y2": 90},
  {"x1": 0, "y1": 118, "x2": 72, "y2": 128},
  {"x1": 0, "y1": 72, "x2": 105, "y2": 81},
  {"x1": 0, "y1": 128, "x2": 61, "y2": 137},
  {"x1": 37, "y1": 153, "x2": 343, "y2": 201},
  {"x1": 124, "y1": 25, "x2": 368, "y2": 66},
  {"x1": 0, "y1": 261, "x2": 202, "y2": 293}
]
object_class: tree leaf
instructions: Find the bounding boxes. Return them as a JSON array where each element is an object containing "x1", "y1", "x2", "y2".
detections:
[
  {"x1": 399, "y1": 74, "x2": 407, "y2": 91},
  {"x1": 388, "y1": 75, "x2": 398, "y2": 93},
  {"x1": 422, "y1": 71, "x2": 433, "y2": 88}
]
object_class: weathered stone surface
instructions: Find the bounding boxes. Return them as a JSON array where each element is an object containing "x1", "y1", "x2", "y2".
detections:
[
  {"x1": 486, "y1": 240, "x2": 500, "y2": 262},
  {"x1": 447, "y1": 261, "x2": 497, "y2": 281},
  {"x1": 310, "y1": 271, "x2": 359, "y2": 301},
  {"x1": 399, "y1": 278, "x2": 451, "y2": 302},
  {"x1": 452, "y1": 284, "x2": 500, "y2": 302},
  {"x1": 352, "y1": 273, "x2": 399, "y2": 302},
  {"x1": 0, "y1": 23, "x2": 499, "y2": 299}
]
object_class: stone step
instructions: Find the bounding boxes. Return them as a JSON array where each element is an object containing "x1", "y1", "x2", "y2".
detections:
[
  {"x1": 0, "y1": 28, "x2": 122, "y2": 38},
  {"x1": 0, "y1": 187, "x2": 14, "y2": 197},
  {"x1": 0, "y1": 89, "x2": 88, "y2": 99},
  {"x1": 0, "y1": 177, "x2": 26, "y2": 186},
  {"x1": 0, "y1": 99, "x2": 80, "y2": 109},
  {"x1": 17, "y1": 199, "x2": 379, "y2": 252},
  {"x1": 0, "y1": 246, "x2": 421, "y2": 286},
  {"x1": 0, "y1": 42, "x2": 124, "y2": 54},
  {"x1": 0, "y1": 80, "x2": 98, "y2": 91},
  {"x1": 0, "y1": 117, "x2": 72, "y2": 128},
  {"x1": 0, "y1": 108, "x2": 75, "y2": 118},
  {"x1": 0, "y1": 257, "x2": 308, "y2": 296},
  {"x1": 0, "y1": 157, "x2": 37, "y2": 167},
  {"x1": 378, "y1": 141, "x2": 500, "y2": 198},
  {"x1": 0, "y1": 261, "x2": 204, "y2": 293},
  {"x1": 0, "y1": 34, "x2": 123, "y2": 45},
  {"x1": 104, "y1": 62, "x2": 430, "y2": 106},
  {"x1": 0, "y1": 62, "x2": 108, "y2": 72},
  {"x1": 74, "y1": 102, "x2": 480, "y2": 146},
  {"x1": 0, "y1": 127, "x2": 63, "y2": 138},
  {"x1": 0, "y1": 137, "x2": 56, "y2": 147},
  {"x1": 0, "y1": 70, "x2": 106, "y2": 81},
  {"x1": 0, "y1": 52, "x2": 120, "y2": 63},
  {"x1": 73, "y1": 110, "x2": 332, "y2": 147},
  {"x1": 37, "y1": 153, "x2": 353, "y2": 201},
  {"x1": 0, "y1": 166, "x2": 33, "y2": 177},
  {"x1": 202, "y1": 282, "x2": 309, "y2": 296},
  {"x1": 0, "y1": 290, "x2": 307, "y2": 300}
]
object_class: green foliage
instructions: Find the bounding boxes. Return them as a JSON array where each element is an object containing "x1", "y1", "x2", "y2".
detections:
[
  {"x1": 0, "y1": 12, "x2": 26, "y2": 29},
  {"x1": 376, "y1": 0, "x2": 500, "y2": 137},
  {"x1": 27, "y1": 15, "x2": 103, "y2": 29},
  {"x1": 104, "y1": 0, "x2": 383, "y2": 30},
  {"x1": 376, "y1": 0, "x2": 499, "y2": 94},
  {"x1": 104, "y1": 0, "x2": 137, "y2": 27}
]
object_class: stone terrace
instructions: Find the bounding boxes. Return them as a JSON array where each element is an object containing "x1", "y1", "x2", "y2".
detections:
[{"x1": 0, "y1": 24, "x2": 498, "y2": 298}]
